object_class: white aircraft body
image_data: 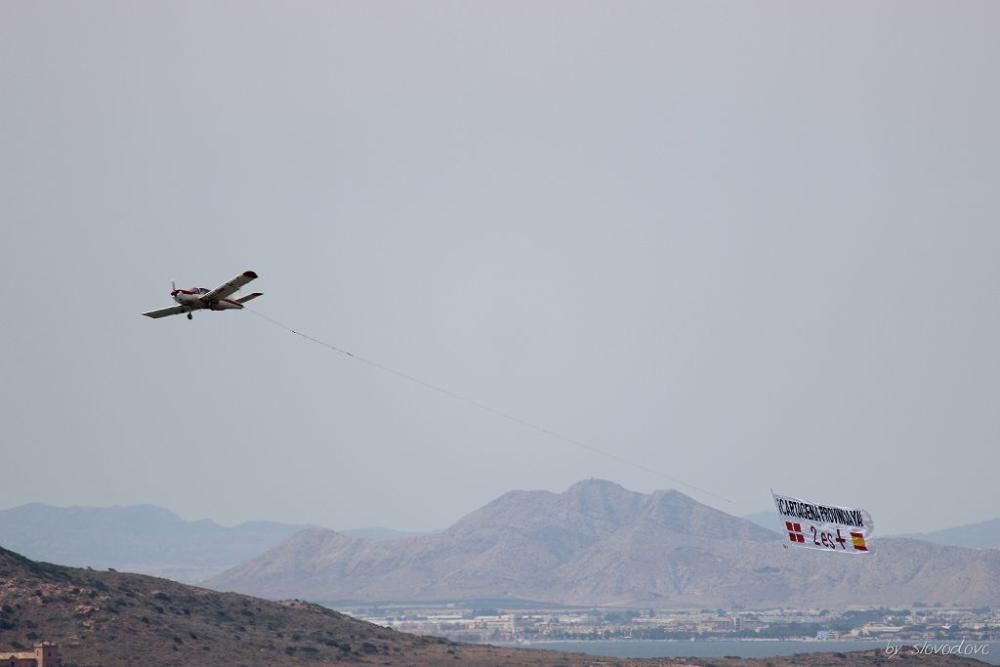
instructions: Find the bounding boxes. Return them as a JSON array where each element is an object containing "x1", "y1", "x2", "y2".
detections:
[{"x1": 143, "y1": 270, "x2": 262, "y2": 320}]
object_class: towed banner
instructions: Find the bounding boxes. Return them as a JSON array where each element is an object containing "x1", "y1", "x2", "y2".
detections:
[{"x1": 772, "y1": 491, "x2": 873, "y2": 554}]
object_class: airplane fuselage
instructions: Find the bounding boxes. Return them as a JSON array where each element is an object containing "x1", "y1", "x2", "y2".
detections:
[{"x1": 172, "y1": 289, "x2": 244, "y2": 311}]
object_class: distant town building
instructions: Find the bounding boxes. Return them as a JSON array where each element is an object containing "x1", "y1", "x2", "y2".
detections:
[{"x1": 0, "y1": 642, "x2": 60, "y2": 667}]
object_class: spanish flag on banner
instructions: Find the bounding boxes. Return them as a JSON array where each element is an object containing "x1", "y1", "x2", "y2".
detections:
[{"x1": 850, "y1": 532, "x2": 868, "y2": 552}]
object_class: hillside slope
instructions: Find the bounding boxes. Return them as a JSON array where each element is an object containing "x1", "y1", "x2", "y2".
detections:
[
  {"x1": 0, "y1": 546, "x2": 985, "y2": 667},
  {"x1": 0, "y1": 544, "x2": 652, "y2": 666}
]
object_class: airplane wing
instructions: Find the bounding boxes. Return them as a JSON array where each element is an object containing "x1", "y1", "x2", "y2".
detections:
[
  {"x1": 235, "y1": 292, "x2": 263, "y2": 304},
  {"x1": 200, "y1": 270, "x2": 258, "y2": 302},
  {"x1": 142, "y1": 305, "x2": 188, "y2": 319}
]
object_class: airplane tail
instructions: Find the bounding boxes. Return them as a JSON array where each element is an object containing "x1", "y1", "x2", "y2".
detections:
[{"x1": 236, "y1": 292, "x2": 263, "y2": 304}]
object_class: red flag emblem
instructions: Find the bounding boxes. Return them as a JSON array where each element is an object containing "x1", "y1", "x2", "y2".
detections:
[{"x1": 786, "y1": 521, "x2": 805, "y2": 543}]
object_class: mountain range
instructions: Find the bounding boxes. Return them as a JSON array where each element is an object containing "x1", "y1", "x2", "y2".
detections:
[
  {"x1": 209, "y1": 480, "x2": 1000, "y2": 609},
  {"x1": 0, "y1": 503, "x2": 420, "y2": 583},
  {"x1": 898, "y1": 519, "x2": 1000, "y2": 550},
  {"x1": 6, "y1": 485, "x2": 1000, "y2": 610}
]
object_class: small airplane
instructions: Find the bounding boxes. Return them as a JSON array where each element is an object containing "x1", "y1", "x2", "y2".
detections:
[{"x1": 143, "y1": 270, "x2": 263, "y2": 320}]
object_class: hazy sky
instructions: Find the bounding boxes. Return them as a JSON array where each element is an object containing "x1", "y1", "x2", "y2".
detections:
[{"x1": 2, "y1": 1, "x2": 998, "y2": 535}]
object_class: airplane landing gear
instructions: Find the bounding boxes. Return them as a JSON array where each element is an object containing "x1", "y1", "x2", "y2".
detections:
[{"x1": 187, "y1": 312, "x2": 193, "y2": 320}]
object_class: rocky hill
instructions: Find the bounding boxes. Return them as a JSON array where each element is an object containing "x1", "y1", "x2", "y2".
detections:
[
  {"x1": 210, "y1": 480, "x2": 1000, "y2": 608},
  {"x1": 0, "y1": 546, "x2": 985, "y2": 666},
  {"x1": 0, "y1": 544, "x2": 636, "y2": 666}
]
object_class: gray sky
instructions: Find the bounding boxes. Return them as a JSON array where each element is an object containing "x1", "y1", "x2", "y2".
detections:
[{"x1": 2, "y1": 1, "x2": 998, "y2": 535}]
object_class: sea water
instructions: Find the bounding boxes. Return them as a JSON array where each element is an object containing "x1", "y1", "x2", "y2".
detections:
[{"x1": 513, "y1": 639, "x2": 1000, "y2": 664}]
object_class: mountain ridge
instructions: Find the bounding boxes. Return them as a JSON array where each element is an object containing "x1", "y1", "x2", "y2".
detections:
[
  {"x1": 895, "y1": 518, "x2": 1000, "y2": 549},
  {"x1": 210, "y1": 480, "x2": 1000, "y2": 608},
  {"x1": 0, "y1": 503, "x2": 422, "y2": 583}
]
